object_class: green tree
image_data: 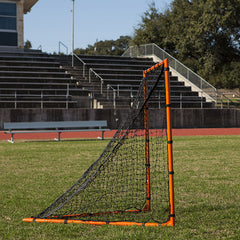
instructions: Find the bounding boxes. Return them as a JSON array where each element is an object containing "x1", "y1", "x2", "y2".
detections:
[
  {"x1": 132, "y1": 2, "x2": 174, "y2": 53},
  {"x1": 24, "y1": 40, "x2": 32, "y2": 50},
  {"x1": 210, "y1": 62, "x2": 240, "y2": 88},
  {"x1": 132, "y1": 0, "x2": 240, "y2": 88},
  {"x1": 74, "y1": 36, "x2": 131, "y2": 55},
  {"x1": 169, "y1": 0, "x2": 240, "y2": 77}
]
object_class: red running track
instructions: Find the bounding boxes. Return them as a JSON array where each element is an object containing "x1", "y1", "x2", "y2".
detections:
[{"x1": 0, "y1": 128, "x2": 239, "y2": 141}]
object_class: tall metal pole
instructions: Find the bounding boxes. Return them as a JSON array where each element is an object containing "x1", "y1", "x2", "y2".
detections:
[{"x1": 72, "y1": 0, "x2": 75, "y2": 67}]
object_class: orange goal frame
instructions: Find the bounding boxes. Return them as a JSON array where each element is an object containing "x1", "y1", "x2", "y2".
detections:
[{"x1": 23, "y1": 59, "x2": 175, "y2": 227}]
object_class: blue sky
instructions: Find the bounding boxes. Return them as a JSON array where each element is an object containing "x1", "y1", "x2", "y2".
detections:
[{"x1": 24, "y1": 0, "x2": 173, "y2": 53}]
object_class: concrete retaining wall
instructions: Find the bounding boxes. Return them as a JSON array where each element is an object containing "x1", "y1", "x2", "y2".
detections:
[{"x1": 0, "y1": 108, "x2": 239, "y2": 130}]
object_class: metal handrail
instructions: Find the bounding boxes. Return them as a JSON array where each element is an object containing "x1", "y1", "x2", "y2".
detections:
[
  {"x1": 66, "y1": 54, "x2": 117, "y2": 108},
  {"x1": 107, "y1": 84, "x2": 116, "y2": 109},
  {"x1": 218, "y1": 94, "x2": 240, "y2": 109},
  {"x1": 37, "y1": 45, "x2": 42, "y2": 51},
  {"x1": 58, "y1": 41, "x2": 68, "y2": 55},
  {"x1": 89, "y1": 68, "x2": 116, "y2": 108},
  {"x1": 88, "y1": 68, "x2": 100, "y2": 82},
  {"x1": 2, "y1": 85, "x2": 71, "y2": 109},
  {"x1": 122, "y1": 43, "x2": 217, "y2": 103},
  {"x1": 72, "y1": 53, "x2": 86, "y2": 77}
]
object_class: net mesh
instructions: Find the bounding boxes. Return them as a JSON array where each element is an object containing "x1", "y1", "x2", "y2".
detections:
[{"x1": 35, "y1": 63, "x2": 170, "y2": 224}]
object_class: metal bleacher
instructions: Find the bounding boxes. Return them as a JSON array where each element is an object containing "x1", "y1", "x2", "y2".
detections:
[
  {"x1": 0, "y1": 50, "x2": 90, "y2": 109},
  {"x1": 0, "y1": 49, "x2": 215, "y2": 109},
  {"x1": 59, "y1": 54, "x2": 214, "y2": 109}
]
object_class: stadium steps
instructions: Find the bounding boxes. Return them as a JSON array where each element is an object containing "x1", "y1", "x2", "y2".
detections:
[
  {"x1": 58, "y1": 55, "x2": 213, "y2": 109},
  {"x1": 0, "y1": 50, "x2": 91, "y2": 109},
  {"x1": 0, "y1": 50, "x2": 213, "y2": 109}
]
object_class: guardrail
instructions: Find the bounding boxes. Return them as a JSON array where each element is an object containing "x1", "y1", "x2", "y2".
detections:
[
  {"x1": 58, "y1": 41, "x2": 68, "y2": 55},
  {"x1": 68, "y1": 54, "x2": 117, "y2": 108},
  {"x1": 37, "y1": 45, "x2": 42, "y2": 51},
  {"x1": 107, "y1": 84, "x2": 116, "y2": 109},
  {"x1": 89, "y1": 68, "x2": 104, "y2": 93},
  {"x1": 217, "y1": 93, "x2": 240, "y2": 109},
  {"x1": 122, "y1": 43, "x2": 217, "y2": 103},
  {"x1": 0, "y1": 84, "x2": 71, "y2": 109},
  {"x1": 89, "y1": 68, "x2": 116, "y2": 108},
  {"x1": 73, "y1": 53, "x2": 86, "y2": 77}
]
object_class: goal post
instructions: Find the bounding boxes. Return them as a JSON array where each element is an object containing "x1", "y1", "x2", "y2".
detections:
[
  {"x1": 162, "y1": 58, "x2": 175, "y2": 226},
  {"x1": 23, "y1": 58, "x2": 175, "y2": 227}
]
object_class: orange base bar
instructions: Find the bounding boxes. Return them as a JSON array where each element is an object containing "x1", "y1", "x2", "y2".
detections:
[{"x1": 22, "y1": 217, "x2": 174, "y2": 227}]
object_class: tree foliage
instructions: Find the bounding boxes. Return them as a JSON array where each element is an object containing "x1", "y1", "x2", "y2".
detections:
[
  {"x1": 132, "y1": 0, "x2": 240, "y2": 89},
  {"x1": 24, "y1": 40, "x2": 32, "y2": 50},
  {"x1": 74, "y1": 36, "x2": 131, "y2": 56}
]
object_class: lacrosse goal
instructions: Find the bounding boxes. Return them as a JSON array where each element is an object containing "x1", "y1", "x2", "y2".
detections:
[{"x1": 23, "y1": 58, "x2": 175, "y2": 226}]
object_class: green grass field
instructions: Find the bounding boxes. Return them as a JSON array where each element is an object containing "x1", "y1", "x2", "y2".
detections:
[{"x1": 0, "y1": 135, "x2": 239, "y2": 240}]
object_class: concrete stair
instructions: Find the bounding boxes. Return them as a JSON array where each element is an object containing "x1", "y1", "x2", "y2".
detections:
[
  {"x1": 0, "y1": 50, "x2": 90, "y2": 109},
  {"x1": 58, "y1": 55, "x2": 213, "y2": 109},
  {"x1": 0, "y1": 50, "x2": 213, "y2": 110}
]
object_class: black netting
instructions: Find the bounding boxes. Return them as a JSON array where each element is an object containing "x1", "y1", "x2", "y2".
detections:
[{"x1": 35, "y1": 64, "x2": 170, "y2": 224}]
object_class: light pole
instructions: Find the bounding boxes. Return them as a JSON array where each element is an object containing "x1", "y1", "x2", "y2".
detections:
[{"x1": 72, "y1": 0, "x2": 75, "y2": 67}]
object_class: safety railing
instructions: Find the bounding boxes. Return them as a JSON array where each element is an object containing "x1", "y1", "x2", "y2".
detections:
[
  {"x1": 107, "y1": 84, "x2": 116, "y2": 109},
  {"x1": 104, "y1": 85, "x2": 210, "y2": 109},
  {"x1": 89, "y1": 68, "x2": 104, "y2": 94},
  {"x1": 65, "y1": 53, "x2": 117, "y2": 109},
  {"x1": 37, "y1": 45, "x2": 42, "y2": 51},
  {"x1": 89, "y1": 68, "x2": 117, "y2": 108},
  {"x1": 0, "y1": 84, "x2": 71, "y2": 109},
  {"x1": 58, "y1": 41, "x2": 68, "y2": 55},
  {"x1": 122, "y1": 43, "x2": 217, "y2": 103},
  {"x1": 73, "y1": 53, "x2": 86, "y2": 77},
  {"x1": 217, "y1": 93, "x2": 240, "y2": 109}
]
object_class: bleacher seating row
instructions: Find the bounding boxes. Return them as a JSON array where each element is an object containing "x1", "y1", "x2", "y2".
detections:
[
  {"x1": 0, "y1": 50, "x2": 90, "y2": 109},
  {"x1": 59, "y1": 54, "x2": 213, "y2": 109},
  {"x1": 0, "y1": 50, "x2": 214, "y2": 109}
]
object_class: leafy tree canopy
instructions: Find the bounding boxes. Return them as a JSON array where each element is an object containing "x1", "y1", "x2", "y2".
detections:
[
  {"x1": 74, "y1": 36, "x2": 132, "y2": 56},
  {"x1": 24, "y1": 40, "x2": 32, "y2": 50},
  {"x1": 132, "y1": 0, "x2": 240, "y2": 88}
]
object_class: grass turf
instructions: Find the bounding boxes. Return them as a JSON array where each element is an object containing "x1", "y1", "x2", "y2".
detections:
[{"x1": 0, "y1": 135, "x2": 239, "y2": 239}]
